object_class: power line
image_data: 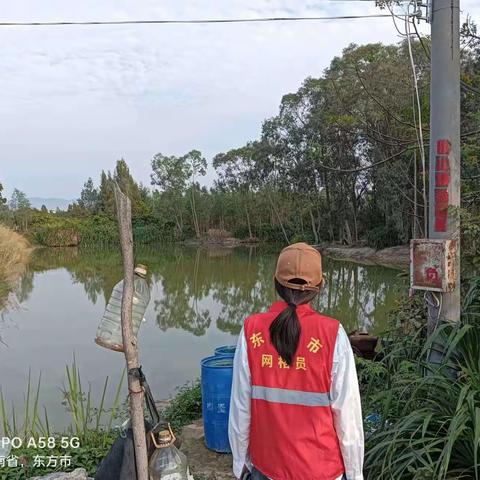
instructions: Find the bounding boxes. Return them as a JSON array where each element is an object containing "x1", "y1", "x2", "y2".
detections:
[
  {"x1": 315, "y1": 147, "x2": 412, "y2": 174},
  {"x1": 405, "y1": 3, "x2": 428, "y2": 236},
  {"x1": 0, "y1": 14, "x2": 393, "y2": 28}
]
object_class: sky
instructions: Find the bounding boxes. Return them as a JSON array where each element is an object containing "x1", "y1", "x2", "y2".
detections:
[{"x1": 1, "y1": 0, "x2": 479, "y2": 200}]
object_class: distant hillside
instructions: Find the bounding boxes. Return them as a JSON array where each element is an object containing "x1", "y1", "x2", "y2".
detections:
[{"x1": 29, "y1": 197, "x2": 72, "y2": 211}]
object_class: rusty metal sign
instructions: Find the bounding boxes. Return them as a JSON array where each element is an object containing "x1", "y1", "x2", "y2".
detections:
[{"x1": 410, "y1": 239, "x2": 457, "y2": 292}]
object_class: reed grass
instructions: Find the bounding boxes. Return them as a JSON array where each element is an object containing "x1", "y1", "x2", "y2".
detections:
[
  {"x1": 62, "y1": 355, "x2": 126, "y2": 441},
  {"x1": 0, "y1": 357, "x2": 125, "y2": 441},
  {"x1": 0, "y1": 370, "x2": 47, "y2": 439}
]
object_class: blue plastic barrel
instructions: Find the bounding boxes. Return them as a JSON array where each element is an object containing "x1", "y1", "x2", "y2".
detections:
[
  {"x1": 201, "y1": 355, "x2": 234, "y2": 453},
  {"x1": 364, "y1": 413, "x2": 382, "y2": 438},
  {"x1": 214, "y1": 345, "x2": 236, "y2": 357}
]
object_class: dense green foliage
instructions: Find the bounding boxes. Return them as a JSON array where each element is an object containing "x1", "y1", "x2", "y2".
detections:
[
  {"x1": 29, "y1": 213, "x2": 176, "y2": 247},
  {"x1": 360, "y1": 277, "x2": 480, "y2": 479},
  {"x1": 1, "y1": 30, "x2": 479, "y2": 253},
  {"x1": 0, "y1": 431, "x2": 117, "y2": 479},
  {"x1": 163, "y1": 382, "x2": 202, "y2": 434}
]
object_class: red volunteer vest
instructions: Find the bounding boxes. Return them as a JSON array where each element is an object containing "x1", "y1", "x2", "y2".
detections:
[{"x1": 244, "y1": 301, "x2": 345, "y2": 480}]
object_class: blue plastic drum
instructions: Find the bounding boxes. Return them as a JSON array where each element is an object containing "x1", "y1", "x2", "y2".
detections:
[
  {"x1": 201, "y1": 355, "x2": 234, "y2": 453},
  {"x1": 214, "y1": 345, "x2": 237, "y2": 357}
]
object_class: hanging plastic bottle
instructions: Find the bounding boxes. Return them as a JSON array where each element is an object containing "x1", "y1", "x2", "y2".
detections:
[
  {"x1": 149, "y1": 426, "x2": 189, "y2": 480},
  {"x1": 0, "y1": 440, "x2": 11, "y2": 462},
  {"x1": 95, "y1": 264, "x2": 151, "y2": 352}
]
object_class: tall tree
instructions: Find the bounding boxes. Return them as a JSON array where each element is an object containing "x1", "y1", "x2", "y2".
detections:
[
  {"x1": 113, "y1": 160, "x2": 144, "y2": 215},
  {"x1": 78, "y1": 177, "x2": 100, "y2": 213},
  {"x1": 0, "y1": 183, "x2": 7, "y2": 207},
  {"x1": 9, "y1": 189, "x2": 30, "y2": 211},
  {"x1": 151, "y1": 153, "x2": 189, "y2": 237},
  {"x1": 214, "y1": 142, "x2": 266, "y2": 238},
  {"x1": 151, "y1": 151, "x2": 207, "y2": 238},
  {"x1": 9, "y1": 188, "x2": 31, "y2": 231},
  {"x1": 99, "y1": 170, "x2": 115, "y2": 216},
  {"x1": 183, "y1": 150, "x2": 207, "y2": 238}
]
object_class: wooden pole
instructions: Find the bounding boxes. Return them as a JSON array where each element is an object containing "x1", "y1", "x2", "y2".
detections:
[{"x1": 114, "y1": 184, "x2": 149, "y2": 480}]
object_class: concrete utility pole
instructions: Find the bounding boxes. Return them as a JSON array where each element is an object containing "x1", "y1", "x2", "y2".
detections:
[{"x1": 427, "y1": 0, "x2": 461, "y2": 333}]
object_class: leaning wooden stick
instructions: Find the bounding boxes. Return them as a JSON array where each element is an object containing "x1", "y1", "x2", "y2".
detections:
[{"x1": 114, "y1": 184, "x2": 149, "y2": 480}]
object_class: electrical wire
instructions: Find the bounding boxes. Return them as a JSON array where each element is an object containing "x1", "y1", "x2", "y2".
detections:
[
  {"x1": 387, "y1": 3, "x2": 408, "y2": 37},
  {"x1": 0, "y1": 14, "x2": 393, "y2": 27},
  {"x1": 424, "y1": 291, "x2": 443, "y2": 332},
  {"x1": 410, "y1": 12, "x2": 480, "y2": 97},
  {"x1": 404, "y1": 2, "x2": 428, "y2": 237},
  {"x1": 313, "y1": 146, "x2": 412, "y2": 174}
]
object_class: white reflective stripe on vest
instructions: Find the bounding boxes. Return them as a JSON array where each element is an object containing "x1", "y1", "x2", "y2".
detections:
[{"x1": 252, "y1": 385, "x2": 331, "y2": 407}]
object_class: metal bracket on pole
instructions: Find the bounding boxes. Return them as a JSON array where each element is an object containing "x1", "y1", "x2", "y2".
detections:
[
  {"x1": 414, "y1": 0, "x2": 432, "y2": 23},
  {"x1": 373, "y1": 0, "x2": 431, "y2": 23},
  {"x1": 410, "y1": 239, "x2": 458, "y2": 293}
]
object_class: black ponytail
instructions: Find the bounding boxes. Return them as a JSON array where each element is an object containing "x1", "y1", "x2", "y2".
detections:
[{"x1": 269, "y1": 279, "x2": 319, "y2": 365}]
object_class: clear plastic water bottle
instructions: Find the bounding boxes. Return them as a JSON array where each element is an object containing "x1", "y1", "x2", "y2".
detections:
[
  {"x1": 149, "y1": 428, "x2": 189, "y2": 480},
  {"x1": 0, "y1": 441, "x2": 11, "y2": 461},
  {"x1": 95, "y1": 264, "x2": 151, "y2": 352}
]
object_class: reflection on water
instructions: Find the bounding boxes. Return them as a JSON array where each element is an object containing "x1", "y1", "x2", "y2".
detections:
[
  {"x1": 0, "y1": 245, "x2": 406, "y2": 429},
  {"x1": 20, "y1": 245, "x2": 406, "y2": 335}
]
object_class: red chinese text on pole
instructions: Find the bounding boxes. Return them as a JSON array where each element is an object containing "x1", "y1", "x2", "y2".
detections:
[{"x1": 434, "y1": 139, "x2": 451, "y2": 233}]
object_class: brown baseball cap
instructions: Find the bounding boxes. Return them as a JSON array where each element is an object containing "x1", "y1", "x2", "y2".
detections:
[{"x1": 275, "y1": 242, "x2": 323, "y2": 292}]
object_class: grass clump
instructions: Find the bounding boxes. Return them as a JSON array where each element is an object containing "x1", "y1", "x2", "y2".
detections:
[
  {"x1": 0, "y1": 225, "x2": 31, "y2": 309},
  {"x1": 0, "y1": 430, "x2": 117, "y2": 479},
  {"x1": 363, "y1": 277, "x2": 480, "y2": 479},
  {"x1": 0, "y1": 225, "x2": 31, "y2": 282},
  {"x1": 164, "y1": 381, "x2": 202, "y2": 434},
  {"x1": 0, "y1": 357, "x2": 126, "y2": 478}
]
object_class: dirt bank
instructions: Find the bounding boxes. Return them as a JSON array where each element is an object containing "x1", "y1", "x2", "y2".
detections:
[
  {"x1": 180, "y1": 419, "x2": 235, "y2": 480},
  {"x1": 0, "y1": 226, "x2": 32, "y2": 307},
  {"x1": 0, "y1": 225, "x2": 31, "y2": 282},
  {"x1": 184, "y1": 236, "x2": 260, "y2": 248},
  {"x1": 317, "y1": 244, "x2": 409, "y2": 270}
]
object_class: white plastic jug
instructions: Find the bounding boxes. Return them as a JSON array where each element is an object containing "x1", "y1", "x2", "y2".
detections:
[
  {"x1": 149, "y1": 428, "x2": 189, "y2": 480},
  {"x1": 95, "y1": 264, "x2": 151, "y2": 352}
]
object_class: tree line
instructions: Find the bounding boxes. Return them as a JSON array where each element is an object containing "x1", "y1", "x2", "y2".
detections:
[{"x1": 2, "y1": 27, "x2": 479, "y2": 254}]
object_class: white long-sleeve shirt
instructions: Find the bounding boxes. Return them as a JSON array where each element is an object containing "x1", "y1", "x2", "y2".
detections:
[{"x1": 228, "y1": 323, "x2": 364, "y2": 480}]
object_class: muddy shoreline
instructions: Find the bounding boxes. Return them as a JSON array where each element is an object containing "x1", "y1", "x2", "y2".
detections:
[
  {"x1": 316, "y1": 244, "x2": 409, "y2": 270},
  {"x1": 186, "y1": 237, "x2": 410, "y2": 270}
]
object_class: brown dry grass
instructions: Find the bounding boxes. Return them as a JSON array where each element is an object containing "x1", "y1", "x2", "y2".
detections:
[
  {"x1": 206, "y1": 228, "x2": 232, "y2": 239},
  {"x1": 0, "y1": 225, "x2": 31, "y2": 283}
]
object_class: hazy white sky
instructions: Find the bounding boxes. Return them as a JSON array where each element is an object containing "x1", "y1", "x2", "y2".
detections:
[{"x1": 1, "y1": 1, "x2": 478, "y2": 199}]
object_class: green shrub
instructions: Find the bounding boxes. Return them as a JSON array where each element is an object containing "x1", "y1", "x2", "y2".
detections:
[
  {"x1": 462, "y1": 208, "x2": 480, "y2": 268},
  {"x1": 366, "y1": 225, "x2": 401, "y2": 249},
  {"x1": 232, "y1": 225, "x2": 251, "y2": 239},
  {"x1": 30, "y1": 215, "x2": 176, "y2": 247},
  {"x1": 164, "y1": 382, "x2": 202, "y2": 434},
  {"x1": 290, "y1": 232, "x2": 315, "y2": 244},
  {"x1": 364, "y1": 277, "x2": 480, "y2": 479},
  {"x1": 0, "y1": 430, "x2": 117, "y2": 479},
  {"x1": 33, "y1": 226, "x2": 80, "y2": 247}
]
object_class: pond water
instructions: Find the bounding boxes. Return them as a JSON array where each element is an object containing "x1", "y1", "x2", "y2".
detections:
[{"x1": 0, "y1": 245, "x2": 407, "y2": 431}]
